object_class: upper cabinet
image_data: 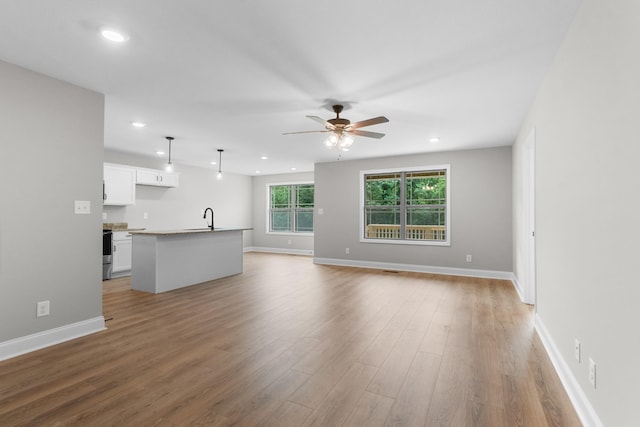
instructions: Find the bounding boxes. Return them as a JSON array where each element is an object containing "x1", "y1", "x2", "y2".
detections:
[
  {"x1": 136, "y1": 168, "x2": 179, "y2": 188},
  {"x1": 104, "y1": 164, "x2": 136, "y2": 205}
]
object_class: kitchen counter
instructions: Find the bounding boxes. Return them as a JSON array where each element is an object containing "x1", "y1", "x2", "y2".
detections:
[
  {"x1": 130, "y1": 227, "x2": 250, "y2": 294},
  {"x1": 128, "y1": 227, "x2": 247, "y2": 236}
]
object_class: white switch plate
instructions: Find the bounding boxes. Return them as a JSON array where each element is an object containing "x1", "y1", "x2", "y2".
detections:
[
  {"x1": 102, "y1": 212, "x2": 107, "y2": 220},
  {"x1": 37, "y1": 300, "x2": 50, "y2": 317},
  {"x1": 318, "y1": 208, "x2": 324, "y2": 215},
  {"x1": 74, "y1": 200, "x2": 91, "y2": 214},
  {"x1": 466, "y1": 254, "x2": 472, "y2": 262},
  {"x1": 574, "y1": 339, "x2": 581, "y2": 362},
  {"x1": 143, "y1": 212, "x2": 149, "y2": 219}
]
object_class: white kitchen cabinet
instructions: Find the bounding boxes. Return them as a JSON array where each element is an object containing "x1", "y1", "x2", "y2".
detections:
[
  {"x1": 104, "y1": 164, "x2": 136, "y2": 205},
  {"x1": 113, "y1": 231, "x2": 132, "y2": 274},
  {"x1": 136, "y1": 168, "x2": 179, "y2": 188}
]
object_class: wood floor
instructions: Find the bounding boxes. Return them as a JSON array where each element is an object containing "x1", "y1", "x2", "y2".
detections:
[{"x1": 0, "y1": 253, "x2": 581, "y2": 426}]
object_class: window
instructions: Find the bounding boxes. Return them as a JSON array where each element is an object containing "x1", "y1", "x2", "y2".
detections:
[
  {"x1": 360, "y1": 165, "x2": 450, "y2": 245},
  {"x1": 268, "y1": 183, "x2": 314, "y2": 233}
]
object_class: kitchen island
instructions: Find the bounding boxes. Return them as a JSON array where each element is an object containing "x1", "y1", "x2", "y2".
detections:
[{"x1": 129, "y1": 228, "x2": 250, "y2": 293}]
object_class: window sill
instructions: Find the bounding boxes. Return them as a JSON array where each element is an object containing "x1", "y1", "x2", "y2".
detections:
[
  {"x1": 267, "y1": 232, "x2": 314, "y2": 237},
  {"x1": 360, "y1": 238, "x2": 450, "y2": 247}
]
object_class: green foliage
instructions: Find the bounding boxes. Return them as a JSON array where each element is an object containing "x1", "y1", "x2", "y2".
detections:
[
  {"x1": 270, "y1": 184, "x2": 314, "y2": 232},
  {"x1": 406, "y1": 176, "x2": 445, "y2": 205},
  {"x1": 365, "y1": 174, "x2": 400, "y2": 206},
  {"x1": 364, "y1": 171, "x2": 446, "y2": 228},
  {"x1": 271, "y1": 185, "x2": 292, "y2": 208},
  {"x1": 296, "y1": 184, "x2": 314, "y2": 208}
]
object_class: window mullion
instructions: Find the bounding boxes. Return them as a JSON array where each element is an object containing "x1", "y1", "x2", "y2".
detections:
[
  {"x1": 400, "y1": 172, "x2": 406, "y2": 240},
  {"x1": 291, "y1": 185, "x2": 296, "y2": 232}
]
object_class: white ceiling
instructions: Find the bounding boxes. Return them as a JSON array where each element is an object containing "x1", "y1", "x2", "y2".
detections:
[{"x1": 0, "y1": 0, "x2": 580, "y2": 175}]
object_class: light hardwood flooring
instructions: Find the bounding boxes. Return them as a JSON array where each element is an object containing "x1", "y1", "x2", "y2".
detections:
[{"x1": 0, "y1": 253, "x2": 581, "y2": 426}]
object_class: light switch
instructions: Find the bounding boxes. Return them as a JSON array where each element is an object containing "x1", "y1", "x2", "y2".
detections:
[
  {"x1": 74, "y1": 200, "x2": 91, "y2": 214},
  {"x1": 318, "y1": 208, "x2": 324, "y2": 215}
]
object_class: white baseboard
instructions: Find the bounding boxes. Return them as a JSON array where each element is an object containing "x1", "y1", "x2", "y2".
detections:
[
  {"x1": 510, "y1": 273, "x2": 525, "y2": 302},
  {"x1": 313, "y1": 257, "x2": 513, "y2": 281},
  {"x1": 111, "y1": 270, "x2": 131, "y2": 279},
  {"x1": 534, "y1": 315, "x2": 603, "y2": 427},
  {"x1": 245, "y1": 246, "x2": 314, "y2": 256},
  {"x1": 0, "y1": 317, "x2": 106, "y2": 362}
]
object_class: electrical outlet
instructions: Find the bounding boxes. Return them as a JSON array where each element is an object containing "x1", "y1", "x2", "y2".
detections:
[
  {"x1": 574, "y1": 339, "x2": 581, "y2": 362},
  {"x1": 287, "y1": 239, "x2": 292, "y2": 245},
  {"x1": 37, "y1": 301, "x2": 50, "y2": 317},
  {"x1": 102, "y1": 212, "x2": 107, "y2": 220},
  {"x1": 345, "y1": 247, "x2": 350, "y2": 254},
  {"x1": 143, "y1": 212, "x2": 149, "y2": 219},
  {"x1": 589, "y1": 358, "x2": 596, "y2": 388},
  {"x1": 466, "y1": 254, "x2": 472, "y2": 262}
]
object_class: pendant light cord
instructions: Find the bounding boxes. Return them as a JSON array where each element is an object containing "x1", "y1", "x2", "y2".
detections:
[
  {"x1": 166, "y1": 136, "x2": 174, "y2": 167},
  {"x1": 217, "y1": 149, "x2": 223, "y2": 174}
]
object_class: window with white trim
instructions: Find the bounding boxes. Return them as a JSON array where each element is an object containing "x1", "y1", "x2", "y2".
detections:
[
  {"x1": 360, "y1": 165, "x2": 450, "y2": 245},
  {"x1": 268, "y1": 183, "x2": 314, "y2": 233}
]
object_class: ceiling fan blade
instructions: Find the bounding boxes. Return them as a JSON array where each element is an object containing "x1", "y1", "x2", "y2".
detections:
[
  {"x1": 348, "y1": 116, "x2": 389, "y2": 129},
  {"x1": 282, "y1": 130, "x2": 331, "y2": 135},
  {"x1": 307, "y1": 115, "x2": 335, "y2": 130},
  {"x1": 350, "y1": 129, "x2": 386, "y2": 139}
]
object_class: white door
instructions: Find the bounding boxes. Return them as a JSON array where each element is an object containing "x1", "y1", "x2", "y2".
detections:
[{"x1": 522, "y1": 128, "x2": 536, "y2": 305}]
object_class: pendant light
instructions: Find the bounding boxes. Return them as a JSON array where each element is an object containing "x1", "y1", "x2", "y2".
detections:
[
  {"x1": 216, "y1": 149, "x2": 224, "y2": 179},
  {"x1": 165, "y1": 136, "x2": 174, "y2": 173}
]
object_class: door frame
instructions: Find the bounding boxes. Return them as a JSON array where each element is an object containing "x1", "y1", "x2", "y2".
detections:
[{"x1": 522, "y1": 128, "x2": 536, "y2": 306}]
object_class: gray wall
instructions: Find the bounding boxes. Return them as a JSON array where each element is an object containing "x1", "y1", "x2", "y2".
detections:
[
  {"x1": 251, "y1": 171, "x2": 314, "y2": 253},
  {"x1": 0, "y1": 60, "x2": 104, "y2": 342},
  {"x1": 314, "y1": 147, "x2": 512, "y2": 272},
  {"x1": 512, "y1": 0, "x2": 640, "y2": 425},
  {"x1": 104, "y1": 150, "x2": 253, "y2": 247}
]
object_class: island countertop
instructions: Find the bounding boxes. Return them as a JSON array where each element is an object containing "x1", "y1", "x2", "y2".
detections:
[{"x1": 128, "y1": 227, "x2": 251, "y2": 236}]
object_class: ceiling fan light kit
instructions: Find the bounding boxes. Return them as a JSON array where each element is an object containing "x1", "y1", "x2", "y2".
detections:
[
  {"x1": 284, "y1": 104, "x2": 389, "y2": 152},
  {"x1": 325, "y1": 132, "x2": 354, "y2": 151}
]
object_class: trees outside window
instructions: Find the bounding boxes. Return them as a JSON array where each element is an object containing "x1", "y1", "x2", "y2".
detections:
[
  {"x1": 361, "y1": 166, "x2": 449, "y2": 244},
  {"x1": 269, "y1": 183, "x2": 314, "y2": 233}
]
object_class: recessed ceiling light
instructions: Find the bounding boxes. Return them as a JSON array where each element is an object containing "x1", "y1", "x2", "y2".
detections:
[
  {"x1": 255, "y1": 170, "x2": 261, "y2": 174},
  {"x1": 210, "y1": 161, "x2": 217, "y2": 165},
  {"x1": 291, "y1": 167, "x2": 297, "y2": 171},
  {"x1": 429, "y1": 137, "x2": 440, "y2": 143},
  {"x1": 156, "y1": 151, "x2": 165, "y2": 155},
  {"x1": 131, "y1": 122, "x2": 146, "y2": 128},
  {"x1": 260, "y1": 156, "x2": 268, "y2": 160},
  {"x1": 100, "y1": 28, "x2": 129, "y2": 43}
]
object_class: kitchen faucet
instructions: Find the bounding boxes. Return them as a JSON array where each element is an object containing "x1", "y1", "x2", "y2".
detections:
[{"x1": 203, "y1": 207, "x2": 214, "y2": 231}]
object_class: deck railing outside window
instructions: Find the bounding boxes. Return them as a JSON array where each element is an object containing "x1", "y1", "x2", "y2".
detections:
[{"x1": 365, "y1": 224, "x2": 446, "y2": 241}]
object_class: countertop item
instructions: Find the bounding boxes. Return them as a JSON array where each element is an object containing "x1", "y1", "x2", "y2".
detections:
[
  {"x1": 103, "y1": 223, "x2": 145, "y2": 232},
  {"x1": 103, "y1": 222, "x2": 128, "y2": 230}
]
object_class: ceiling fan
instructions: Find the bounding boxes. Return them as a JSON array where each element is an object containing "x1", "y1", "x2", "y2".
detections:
[{"x1": 283, "y1": 104, "x2": 389, "y2": 151}]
